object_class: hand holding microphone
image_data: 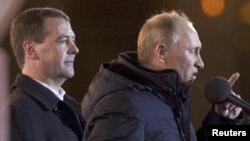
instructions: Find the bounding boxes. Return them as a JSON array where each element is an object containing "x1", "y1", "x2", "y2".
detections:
[
  {"x1": 205, "y1": 72, "x2": 243, "y2": 119},
  {"x1": 214, "y1": 91, "x2": 242, "y2": 119}
]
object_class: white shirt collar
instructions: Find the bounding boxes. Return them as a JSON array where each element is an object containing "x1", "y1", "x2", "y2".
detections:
[{"x1": 32, "y1": 78, "x2": 66, "y2": 101}]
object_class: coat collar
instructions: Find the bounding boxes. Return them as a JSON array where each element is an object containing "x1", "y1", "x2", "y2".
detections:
[
  {"x1": 12, "y1": 74, "x2": 60, "y2": 111},
  {"x1": 116, "y1": 51, "x2": 184, "y2": 94}
]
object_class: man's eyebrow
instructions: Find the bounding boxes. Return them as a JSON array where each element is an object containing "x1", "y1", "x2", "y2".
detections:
[
  {"x1": 192, "y1": 45, "x2": 202, "y2": 49},
  {"x1": 56, "y1": 35, "x2": 75, "y2": 40}
]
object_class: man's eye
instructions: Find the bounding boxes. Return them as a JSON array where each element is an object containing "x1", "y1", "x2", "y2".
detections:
[
  {"x1": 59, "y1": 40, "x2": 67, "y2": 43},
  {"x1": 190, "y1": 49, "x2": 199, "y2": 55}
]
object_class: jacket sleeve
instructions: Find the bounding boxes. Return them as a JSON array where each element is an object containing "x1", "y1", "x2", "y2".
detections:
[
  {"x1": 83, "y1": 93, "x2": 145, "y2": 141},
  {"x1": 196, "y1": 108, "x2": 244, "y2": 141}
]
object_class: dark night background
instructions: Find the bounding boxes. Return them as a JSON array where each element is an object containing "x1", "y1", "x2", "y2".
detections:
[{"x1": 1, "y1": 0, "x2": 250, "y2": 130}]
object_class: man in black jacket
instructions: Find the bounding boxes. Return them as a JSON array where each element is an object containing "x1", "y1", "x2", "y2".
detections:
[
  {"x1": 82, "y1": 10, "x2": 243, "y2": 141},
  {"x1": 9, "y1": 7, "x2": 85, "y2": 141}
]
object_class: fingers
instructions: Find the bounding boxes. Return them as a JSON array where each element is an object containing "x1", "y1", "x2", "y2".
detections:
[
  {"x1": 225, "y1": 92, "x2": 241, "y2": 110},
  {"x1": 214, "y1": 91, "x2": 242, "y2": 119},
  {"x1": 214, "y1": 104, "x2": 229, "y2": 117},
  {"x1": 227, "y1": 72, "x2": 240, "y2": 87},
  {"x1": 214, "y1": 73, "x2": 242, "y2": 119}
]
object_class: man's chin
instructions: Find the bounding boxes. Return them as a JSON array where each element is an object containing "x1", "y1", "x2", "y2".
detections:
[
  {"x1": 65, "y1": 68, "x2": 75, "y2": 78},
  {"x1": 60, "y1": 71, "x2": 75, "y2": 78},
  {"x1": 181, "y1": 80, "x2": 194, "y2": 88},
  {"x1": 67, "y1": 72, "x2": 74, "y2": 78}
]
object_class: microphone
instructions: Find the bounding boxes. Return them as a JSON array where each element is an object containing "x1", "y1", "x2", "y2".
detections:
[{"x1": 205, "y1": 76, "x2": 250, "y2": 114}]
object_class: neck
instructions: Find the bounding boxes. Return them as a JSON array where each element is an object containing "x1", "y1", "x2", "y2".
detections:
[
  {"x1": 141, "y1": 60, "x2": 167, "y2": 71},
  {"x1": 22, "y1": 68, "x2": 66, "y2": 92}
]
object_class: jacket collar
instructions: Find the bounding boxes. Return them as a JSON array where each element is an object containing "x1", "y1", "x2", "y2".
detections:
[
  {"x1": 12, "y1": 74, "x2": 60, "y2": 111},
  {"x1": 116, "y1": 52, "x2": 183, "y2": 94}
]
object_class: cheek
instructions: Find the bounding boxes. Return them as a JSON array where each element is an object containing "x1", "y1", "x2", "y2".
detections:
[
  {"x1": 44, "y1": 51, "x2": 64, "y2": 67},
  {"x1": 175, "y1": 55, "x2": 189, "y2": 69},
  {"x1": 177, "y1": 57, "x2": 194, "y2": 78}
]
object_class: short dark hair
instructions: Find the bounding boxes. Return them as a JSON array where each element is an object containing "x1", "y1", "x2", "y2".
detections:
[{"x1": 10, "y1": 7, "x2": 70, "y2": 69}]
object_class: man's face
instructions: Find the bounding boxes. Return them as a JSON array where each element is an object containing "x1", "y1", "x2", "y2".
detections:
[
  {"x1": 165, "y1": 23, "x2": 204, "y2": 87},
  {"x1": 34, "y1": 17, "x2": 79, "y2": 79}
]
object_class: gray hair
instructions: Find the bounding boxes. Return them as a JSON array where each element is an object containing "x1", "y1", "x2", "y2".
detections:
[{"x1": 137, "y1": 10, "x2": 192, "y2": 65}]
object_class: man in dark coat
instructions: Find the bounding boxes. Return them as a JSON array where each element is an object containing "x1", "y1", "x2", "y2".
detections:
[
  {"x1": 82, "y1": 11, "x2": 243, "y2": 141},
  {"x1": 9, "y1": 7, "x2": 85, "y2": 141}
]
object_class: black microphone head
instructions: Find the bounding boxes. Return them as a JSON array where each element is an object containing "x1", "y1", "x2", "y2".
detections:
[{"x1": 205, "y1": 76, "x2": 232, "y2": 104}]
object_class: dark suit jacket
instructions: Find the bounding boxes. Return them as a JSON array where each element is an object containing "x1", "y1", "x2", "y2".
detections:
[{"x1": 10, "y1": 74, "x2": 85, "y2": 141}]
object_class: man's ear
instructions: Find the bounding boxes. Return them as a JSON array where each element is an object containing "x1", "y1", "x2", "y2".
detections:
[
  {"x1": 155, "y1": 44, "x2": 167, "y2": 63},
  {"x1": 23, "y1": 41, "x2": 38, "y2": 59}
]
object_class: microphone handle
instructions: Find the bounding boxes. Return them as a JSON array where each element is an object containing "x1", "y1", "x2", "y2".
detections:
[{"x1": 228, "y1": 94, "x2": 250, "y2": 115}]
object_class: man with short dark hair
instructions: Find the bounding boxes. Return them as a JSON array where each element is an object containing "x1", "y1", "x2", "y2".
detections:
[{"x1": 10, "y1": 7, "x2": 85, "y2": 141}]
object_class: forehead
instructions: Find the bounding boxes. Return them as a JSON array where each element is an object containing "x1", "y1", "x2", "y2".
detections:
[
  {"x1": 180, "y1": 22, "x2": 201, "y2": 49},
  {"x1": 43, "y1": 17, "x2": 75, "y2": 38}
]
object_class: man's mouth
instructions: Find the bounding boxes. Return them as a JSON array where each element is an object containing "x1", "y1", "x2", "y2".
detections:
[
  {"x1": 192, "y1": 72, "x2": 198, "y2": 80},
  {"x1": 64, "y1": 60, "x2": 74, "y2": 64}
]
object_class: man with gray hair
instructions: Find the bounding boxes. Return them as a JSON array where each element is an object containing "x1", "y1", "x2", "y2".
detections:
[{"x1": 82, "y1": 10, "x2": 243, "y2": 141}]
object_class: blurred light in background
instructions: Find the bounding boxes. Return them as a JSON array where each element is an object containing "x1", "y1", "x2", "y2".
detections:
[
  {"x1": 0, "y1": 49, "x2": 9, "y2": 141},
  {"x1": 239, "y1": 1, "x2": 250, "y2": 25},
  {"x1": 201, "y1": 0, "x2": 225, "y2": 17},
  {"x1": 0, "y1": 0, "x2": 25, "y2": 140}
]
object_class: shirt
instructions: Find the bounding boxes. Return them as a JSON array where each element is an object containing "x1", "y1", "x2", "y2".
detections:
[{"x1": 33, "y1": 78, "x2": 65, "y2": 101}]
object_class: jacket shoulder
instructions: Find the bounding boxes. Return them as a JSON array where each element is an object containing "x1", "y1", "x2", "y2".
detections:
[{"x1": 93, "y1": 87, "x2": 173, "y2": 120}]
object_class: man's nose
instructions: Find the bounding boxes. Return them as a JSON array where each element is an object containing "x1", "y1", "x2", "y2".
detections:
[
  {"x1": 196, "y1": 55, "x2": 204, "y2": 69},
  {"x1": 68, "y1": 41, "x2": 79, "y2": 54}
]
